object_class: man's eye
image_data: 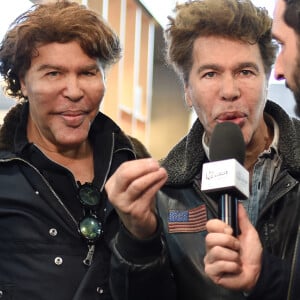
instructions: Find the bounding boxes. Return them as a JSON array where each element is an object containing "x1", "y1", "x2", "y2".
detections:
[
  {"x1": 83, "y1": 71, "x2": 97, "y2": 76},
  {"x1": 47, "y1": 71, "x2": 59, "y2": 77},
  {"x1": 204, "y1": 72, "x2": 215, "y2": 78},
  {"x1": 240, "y1": 70, "x2": 253, "y2": 76}
]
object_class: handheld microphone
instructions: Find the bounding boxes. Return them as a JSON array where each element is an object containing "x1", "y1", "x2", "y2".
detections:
[{"x1": 201, "y1": 122, "x2": 249, "y2": 236}]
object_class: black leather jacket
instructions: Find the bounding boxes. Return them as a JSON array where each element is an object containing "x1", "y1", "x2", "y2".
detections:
[
  {"x1": 157, "y1": 100, "x2": 300, "y2": 300},
  {"x1": 0, "y1": 102, "x2": 175, "y2": 300}
]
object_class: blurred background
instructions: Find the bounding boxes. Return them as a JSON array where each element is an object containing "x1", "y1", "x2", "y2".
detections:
[{"x1": 0, "y1": 0, "x2": 295, "y2": 159}]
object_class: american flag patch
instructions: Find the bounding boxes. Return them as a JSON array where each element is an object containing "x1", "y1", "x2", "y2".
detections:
[{"x1": 168, "y1": 204, "x2": 207, "y2": 233}]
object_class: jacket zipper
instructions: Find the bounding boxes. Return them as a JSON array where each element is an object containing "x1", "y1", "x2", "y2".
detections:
[
  {"x1": 193, "y1": 179, "x2": 218, "y2": 218},
  {"x1": 0, "y1": 132, "x2": 136, "y2": 265},
  {"x1": 0, "y1": 157, "x2": 103, "y2": 266},
  {"x1": 0, "y1": 156, "x2": 78, "y2": 227}
]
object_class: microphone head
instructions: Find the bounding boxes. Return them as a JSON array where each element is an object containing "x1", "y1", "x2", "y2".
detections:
[{"x1": 209, "y1": 122, "x2": 245, "y2": 165}]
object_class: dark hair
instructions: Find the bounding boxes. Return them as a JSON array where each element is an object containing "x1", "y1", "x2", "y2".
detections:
[
  {"x1": 284, "y1": 0, "x2": 300, "y2": 34},
  {"x1": 164, "y1": 0, "x2": 277, "y2": 83},
  {"x1": 0, "y1": 0, "x2": 121, "y2": 99}
]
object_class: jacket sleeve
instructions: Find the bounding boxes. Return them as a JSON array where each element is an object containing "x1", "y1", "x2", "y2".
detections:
[
  {"x1": 109, "y1": 218, "x2": 177, "y2": 300},
  {"x1": 246, "y1": 250, "x2": 290, "y2": 300}
]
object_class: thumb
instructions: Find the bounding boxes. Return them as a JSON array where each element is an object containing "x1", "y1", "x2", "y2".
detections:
[{"x1": 237, "y1": 203, "x2": 253, "y2": 234}]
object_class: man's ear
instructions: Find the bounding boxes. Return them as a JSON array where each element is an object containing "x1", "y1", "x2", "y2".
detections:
[
  {"x1": 20, "y1": 79, "x2": 28, "y2": 97},
  {"x1": 184, "y1": 85, "x2": 193, "y2": 107}
]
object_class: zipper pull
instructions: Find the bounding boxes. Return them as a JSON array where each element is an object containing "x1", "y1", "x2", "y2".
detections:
[{"x1": 83, "y1": 244, "x2": 95, "y2": 266}]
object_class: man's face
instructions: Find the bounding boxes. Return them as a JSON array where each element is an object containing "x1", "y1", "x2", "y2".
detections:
[
  {"x1": 292, "y1": 44, "x2": 300, "y2": 116},
  {"x1": 272, "y1": 0, "x2": 300, "y2": 113},
  {"x1": 20, "y1": 41, "x2": 105, "y2": 151},
  {"x1": 184, "y1": 36, "x2": 268, "y2": 146}
]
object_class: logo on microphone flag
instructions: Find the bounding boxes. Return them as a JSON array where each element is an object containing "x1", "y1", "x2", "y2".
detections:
[{"x1": 168, "y1": 204, "x2": 207, "y2": 233}]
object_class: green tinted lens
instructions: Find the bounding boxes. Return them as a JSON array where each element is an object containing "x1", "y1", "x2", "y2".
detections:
[
  {"x1": 79, "y1": 216, "x2": 102, "y2": 241},
  {"x1": 79, "y1": 185, "x2": 100, "y2": 207}
]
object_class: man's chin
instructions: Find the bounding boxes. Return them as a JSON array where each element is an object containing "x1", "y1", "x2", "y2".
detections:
[{"x1": 286, "y1": 76, "x2": 300, "y2": 117}]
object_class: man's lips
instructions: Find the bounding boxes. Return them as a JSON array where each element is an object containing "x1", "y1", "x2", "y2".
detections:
[
  {"x1": 61, "y1": 110, "x2": 86, "y2": 116},
  {"x1": 216, "y1": 112, "x2": 247, "y2": 125},
  {"x1": 60, "y1": 110, "x2": 87, "y2": 126}
]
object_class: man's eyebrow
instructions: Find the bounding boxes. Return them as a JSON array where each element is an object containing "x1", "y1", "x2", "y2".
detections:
[
  {"x1": 82, "y1": 64, "x2": 100, "y2": 71},
  {"x1": 196, "y1": 64, "x2": 222, "y2": 74},
  {"x1": 196, "y1": 62, "x2": 260, "y2": 74},
  {"x1": 36, "y1": 64, "x2": 64, "y2": 72},
  {"x1": 238, "y1": 62, "x2": 260, "y2": 72},
  {"x1": 36, "y1": 63, "x2": 100, "y2": 72}
]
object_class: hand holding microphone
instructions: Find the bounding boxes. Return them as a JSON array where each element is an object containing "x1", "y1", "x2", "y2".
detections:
[
  {"x1": 203, "y1": 123, "x2": 264, "y2": 292},
  {"x1": 201, "y1": 122, "x2": 249, "y2": 236}
]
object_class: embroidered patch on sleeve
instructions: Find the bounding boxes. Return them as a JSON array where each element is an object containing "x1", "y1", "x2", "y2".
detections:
[{"x1": 168, "y1": 204, "x2": 207, "y2": 233}]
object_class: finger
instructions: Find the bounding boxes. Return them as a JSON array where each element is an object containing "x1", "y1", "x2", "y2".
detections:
[
  {"x1": 105, "y1": 158, "x2": 163, "y2": 198},
  {"x1": 213, "y1": 272, "x2": 245, "y2": 290},
  {"x1": 125, "y1": 168, "x2": 168, "y2": 213},
  {"x1": 205, "y1": 260, "x2": 242, "y2": 279},
  {"x1": 206, "y1": 232, "x2": 240, "y2": 252},
  {"x1": 111, "y1": 158, "x2": 161, "y2": 188},
  {"x1": 107, "y1": 167, "x2": 167, "y2": 215},
  {"x1": 205, "y1": 244, "x2": 241, "y2": 264},
  {"x1": 128, "y1": 167, "x2": 167, "y2": 197},
  {"x1": 206, "y1": 219, "x2": 233, "y2": 235},
  {"x1": 237, "y1": 203, "x2": 254, "y2": 234}
]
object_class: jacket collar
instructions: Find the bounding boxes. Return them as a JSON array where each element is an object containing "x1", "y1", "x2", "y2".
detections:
[{"x1": 161, "y1": 100, "x2": 300, "y2": 185}]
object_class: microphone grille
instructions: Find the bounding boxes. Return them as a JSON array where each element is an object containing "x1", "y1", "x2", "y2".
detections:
[{"x1": 209, "y1": 122, "x2": 245, "y2": 165}]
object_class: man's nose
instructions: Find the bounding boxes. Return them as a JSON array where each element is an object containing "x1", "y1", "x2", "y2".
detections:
[
  {"x1": 62, "y1": 75, "x2": 84, "y2": 101},
  {"x1": 274, "y1": 52, "x2": 285, "y2": 81},
  {"x1": 219, "y1": 75, "x2": 241, "y2": 101}
]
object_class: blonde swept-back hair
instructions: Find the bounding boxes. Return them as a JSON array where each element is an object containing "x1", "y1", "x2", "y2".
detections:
[
  {"x1": 164, "y1": 0, "x2": 277, "y2": 83},
  {"x1": 0, "y1": 0, "x2": 121, "y2": 99}
]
